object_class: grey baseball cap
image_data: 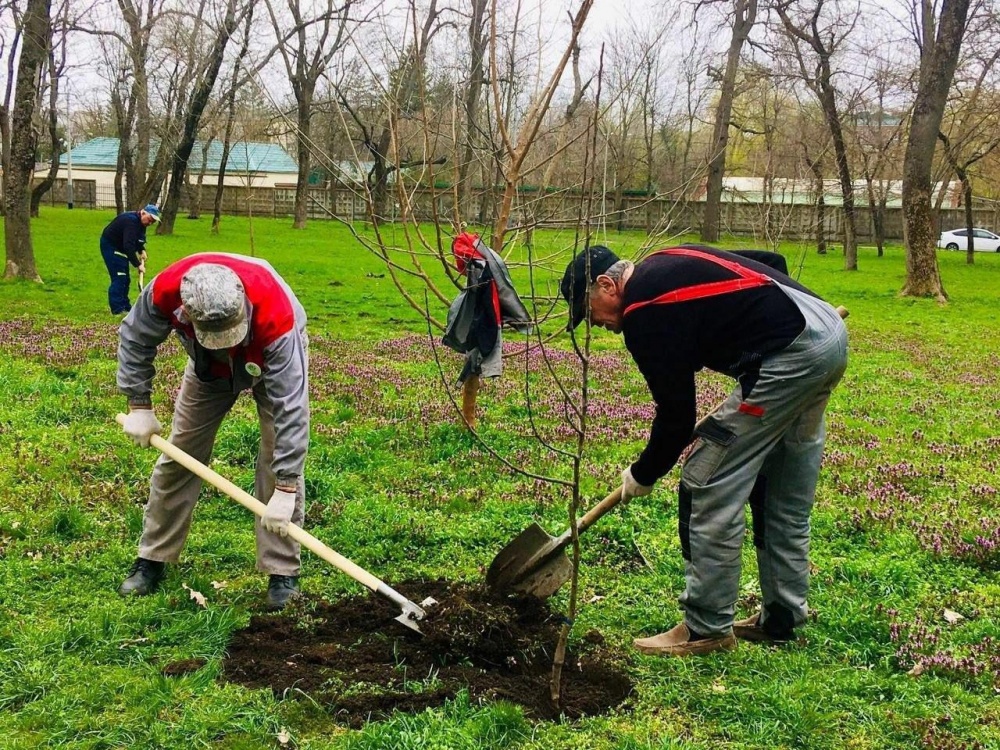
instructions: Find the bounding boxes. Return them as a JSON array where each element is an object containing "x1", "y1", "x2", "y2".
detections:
[{"x1": 179, "y1": 264, "x2": 249, "y2": 349}]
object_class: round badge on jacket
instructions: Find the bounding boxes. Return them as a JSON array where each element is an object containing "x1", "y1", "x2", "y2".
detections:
[{"x1": 245, "y1": 362, "x2": 262, "y2": 377}]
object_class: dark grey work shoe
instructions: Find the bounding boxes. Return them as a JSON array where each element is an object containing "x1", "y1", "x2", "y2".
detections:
[
  {"x1": 119, "y1": 558, "x2": 166, "y2": 597},
  {"x1": 266, "y1": 575, "x2": 301, "y2": 610},
  {"x1": 732, "y1": 612, "x2": 795, "y2": 643}
]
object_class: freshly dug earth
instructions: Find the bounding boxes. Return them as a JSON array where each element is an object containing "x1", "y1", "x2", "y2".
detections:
[{"x1": 219, "y1": 579, "x2": 633, "y2": 726}]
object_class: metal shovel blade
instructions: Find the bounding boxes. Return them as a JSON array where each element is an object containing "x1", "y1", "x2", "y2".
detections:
[
  {"x1": 510, "y1": 551, "x2": 573, "y2": 598},
  {"x1": 486, "y1": 487, "x2": 627, "y2": 599},
  {"x1": 486, "y1": 523, "x2": 553, "y2": 587},
  {"x1": 486, "y1": 522, "x2": 573, "y2": 597}
]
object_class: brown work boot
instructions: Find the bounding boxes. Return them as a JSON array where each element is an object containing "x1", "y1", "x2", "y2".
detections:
[
  {"x1": 732, "y1": 612, "x2": 795, "y2": 643},
  {"x1": 633, "y1": 623, "x2": 736, "y2": 657}
]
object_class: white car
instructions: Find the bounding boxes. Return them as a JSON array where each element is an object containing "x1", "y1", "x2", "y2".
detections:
[{"x1": 937, "y1": 228, "x2": 1000, "y2": 252}]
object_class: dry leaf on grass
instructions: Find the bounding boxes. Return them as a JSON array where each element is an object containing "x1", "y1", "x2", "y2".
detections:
[
  {"x1": 942, "y1": 609, "x2": 964, "y2": 625},
  {"x1": 182, "y1": 584, "x2": 207, "y2": 608}
]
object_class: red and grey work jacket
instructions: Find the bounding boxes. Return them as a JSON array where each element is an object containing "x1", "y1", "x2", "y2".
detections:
[
  {"x1": 117, "y1": 253, "x2": 309, "y2": 483},
  {"x1": 621, "y1": 245, "x2": 815, "y2": 486}
]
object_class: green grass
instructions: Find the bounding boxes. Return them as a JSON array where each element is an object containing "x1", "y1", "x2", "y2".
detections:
[{"x1": 1, "y1": 207, "x2": 999, "y2": 748}]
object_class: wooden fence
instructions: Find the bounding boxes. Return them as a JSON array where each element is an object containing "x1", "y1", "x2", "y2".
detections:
[{"x1": 35, "y1": 179, "x2": 1000, "y2": 242}]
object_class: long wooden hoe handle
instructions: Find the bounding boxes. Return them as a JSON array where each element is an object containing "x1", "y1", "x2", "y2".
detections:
[{"x1": 115, "y1": 413, "x2": 382, "y2": 592}]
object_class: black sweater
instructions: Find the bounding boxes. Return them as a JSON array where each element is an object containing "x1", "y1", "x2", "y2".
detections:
[
  {"x1": 100, "y1": 212, "x2": 147, "y2": 267},
  {"x1": 622, "y1": 245, "x2": 816, "y2": 486}
]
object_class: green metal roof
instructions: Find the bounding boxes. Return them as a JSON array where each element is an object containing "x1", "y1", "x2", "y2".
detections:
[{"x1": 61, "y1": 137, "x2": 298, "y2": 174}]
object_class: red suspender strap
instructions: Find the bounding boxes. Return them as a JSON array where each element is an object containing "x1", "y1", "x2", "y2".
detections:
[{"x1": 622, "y1": 247, "x2": 775, "y2": 317}]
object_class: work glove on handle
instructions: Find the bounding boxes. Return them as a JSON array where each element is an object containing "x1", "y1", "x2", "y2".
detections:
[
  {"x1": 262, "y1": 488, "x2": 297, "y2": 537},
  {"x1": 122, "y1": 407, "x2": 162, "y2": 448},
  {"x1": 621, "y1": 467, "x2": 654, "y2": 502}
]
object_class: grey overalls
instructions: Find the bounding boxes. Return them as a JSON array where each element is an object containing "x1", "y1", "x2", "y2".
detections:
[{"x1": 626, "y1": 249, "x2": 848, "y2": 637}]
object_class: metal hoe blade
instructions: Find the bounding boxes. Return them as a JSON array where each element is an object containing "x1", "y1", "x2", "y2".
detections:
[{"x1": 379, "y1": 583, "x2": 431, "y2": 635}]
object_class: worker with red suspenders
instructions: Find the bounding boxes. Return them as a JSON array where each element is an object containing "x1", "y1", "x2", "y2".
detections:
[{"x1": 561, "y1": 244, "x2": 848, "y2": 657}]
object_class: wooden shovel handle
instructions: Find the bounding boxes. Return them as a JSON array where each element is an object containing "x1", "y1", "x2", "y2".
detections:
[
  {"x1": 577, "y1": 486, "x2": 625, "y2": 534},
  {"x1": 115, "y1": 413, "x2": 383, "y2": 592}
]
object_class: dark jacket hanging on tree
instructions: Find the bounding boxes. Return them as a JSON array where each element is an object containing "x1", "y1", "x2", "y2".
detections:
[{"x1": 442, "y1": 233, "x2": 532, "y2": 383}]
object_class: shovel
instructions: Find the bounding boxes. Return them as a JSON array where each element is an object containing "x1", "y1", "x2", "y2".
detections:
[
  {"x1": 486, "y1": 486, "x2": 625, "y2": 598},
  {"x1": 116, "y1": 413, "x2": 429, "y2": 634}
]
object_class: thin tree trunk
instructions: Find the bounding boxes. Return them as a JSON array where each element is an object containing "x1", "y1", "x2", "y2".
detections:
[
  {"x1": 458, "y1": 0, "x2": 487, "y2": 221},
  {"x1": 188, "y1": 138, "x2": 212, "y2": 219},
  {"x1": 293, "y1": 86, "x2": 314, "y2": 229},
  {"x1": 865, "y1": 176, "x2": 885, "y2": 257},
  {"x1": 212, "y1": 121, "x2": 234, "y2": 233},
  {"x1": 818, "y1": 82, "x2": 858, "y2": 269},
  {"x1": 159, "y1": 2, "x2": 240, "y2": 234},
  {"x1": 0, "y1": 27, "x2": 21, "y2": 204},
  {"x1": 805, "y1": 148, "x2": 826, "y2": 254},
  {"x1": 30, "y1": 63, "x2": 60, "y2": 218},
  {"x1": 960, "y1": 167, "x2": 974, "y2": 265},
  {"x1": 901, "y1": 0, "x2": 970, "y2": 300},
  {"x1": 701, "y1": 0, "x2": 757, "y2": 243},
  {"x1": 212, "y1": 5, "x2": 252, "y2": 233},
  {"x1": 4, "y1": 0, "x2": 51, "y2": 281}
]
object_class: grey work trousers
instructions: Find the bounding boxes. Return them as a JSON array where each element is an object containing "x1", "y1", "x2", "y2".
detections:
[
  {"x1": 678, "y1": 286, "x2": 848, "y2": 637},
  {"x1": 137, "y1": 362, "x2": 304, "y2": 575}
]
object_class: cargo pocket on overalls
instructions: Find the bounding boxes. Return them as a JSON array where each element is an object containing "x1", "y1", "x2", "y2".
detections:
[{"x1": 681, "y1": 418, "x2": 736, "y2": 487}]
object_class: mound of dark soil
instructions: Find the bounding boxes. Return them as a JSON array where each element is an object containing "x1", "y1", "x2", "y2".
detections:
[{"x1": 219, "y1": 580, "x2": 633, "y2": 726}]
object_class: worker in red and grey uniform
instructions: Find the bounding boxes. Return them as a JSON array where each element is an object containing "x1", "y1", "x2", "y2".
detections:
[
  {"x1": 561, "y1": 244, "x2": 847, "y2": 657},
  {"x1": 116, "y1": 252, "x2": 310, "y2": 610}
]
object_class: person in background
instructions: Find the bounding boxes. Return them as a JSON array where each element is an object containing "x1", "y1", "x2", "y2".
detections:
[
  {"x1": 116, "y1": 252, "x2": 310, "y2": 610},
  {"x1": 100, "y1": 204, "x2": 160, "y2": 314},
  {"x1": 561, "y1": 244, "x2": 848, "y2": 657}
]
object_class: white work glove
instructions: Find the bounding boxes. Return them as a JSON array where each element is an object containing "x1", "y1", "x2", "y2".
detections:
[
  {"x1": 138, "y1": 261, "x2": 146, "y2": 275},
  {"x1": 621, "y1": 467, "x2": 654, "y2": 502},
  {"x1": 122, "y1": 407, "x2": 162, "y2": 448},
  {"x1": 262, "y1": 488, "x2": 297, "y2": 537}
]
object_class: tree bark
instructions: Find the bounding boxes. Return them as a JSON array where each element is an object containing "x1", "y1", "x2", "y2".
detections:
[
  {"x1": 457, "y1": 0, "x2": 488, "y2": 222},
  {"x1": 265, "y1": 0, "x2": 354, "y2": 230},
  {"x1": 188, "y1": 138, "x2": 212, "y2": 219},
  {"x1": 806, "y1": 152, "x2": 827, "y2": 255},
  {"x1": 901, "y1": 0, "x2": 970, "y2": 299},
  {"x1": 0, "y1": 27, "x2": 21, "y2": 205},
  {"x1": 4, "y1": 0, "x2": 51, "y2": 281},
  {"x1": 864, "y1": 177, "x2": 886, "y2": 257},
  {"x1": 158, "y1": 2, "x2": 241, "y2": 234},
  {"x1": 116, "y1": 0, "x2": 153, "y2": 209},
  {"x1": 212, "y1": 6, "x2": 252, "y2": 234},
  {"x1": 776, "y1": 1, "x2": 857, "y2": 269},
  {"x1": 30, "y1": 49, "x2": 60, "y2": 218},
  {"x1": 817, "y1": 76, "x2": 857, "y2": 269},
  {"x1": 959, "y1": 166, "x2": 974, "y2": 265},
  {"x1": 701, "y1": 0, "x2": 757, "y2": 243},
  {"x1": 293, "y1": 84, "x2": 315, "y2": 229}
]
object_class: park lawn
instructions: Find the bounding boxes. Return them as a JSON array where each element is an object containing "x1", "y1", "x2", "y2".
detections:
[{"x1": 0, "y1": 208, "x2": 998, "y2": 749}]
